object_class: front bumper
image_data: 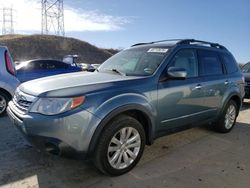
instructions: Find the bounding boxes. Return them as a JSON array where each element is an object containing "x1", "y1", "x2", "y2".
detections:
[{"x1": 7, "y1": 101, "x2": 101, "y2": 156}]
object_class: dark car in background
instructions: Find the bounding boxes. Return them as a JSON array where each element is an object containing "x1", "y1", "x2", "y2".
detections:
[
  {"x1": 16, "y1": 59, "x2": 82, "y2": 83},
  {"x1": 241, "y1": 62, "x2": 250, "y2": 98}
]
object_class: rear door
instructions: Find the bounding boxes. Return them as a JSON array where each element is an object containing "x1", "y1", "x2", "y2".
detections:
[{"x1": 197, "y1": 49, "x2": 228, "y2": 117}]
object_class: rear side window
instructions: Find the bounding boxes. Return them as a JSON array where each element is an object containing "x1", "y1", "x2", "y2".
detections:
[
  {"x1": 221, "y1": 53, "x2": 238, "y2": 74},
  {"x1": 198, "y1": 50, "x2": 223, "y2": 76},
  {"x1": 26, "y1": 62, "x2": 41, "y2": 71},
  {"x1": 47, "y1": 61, "x2": 68, "y2": 69},
  {"x1": 21, "y1": 61, "x2": 46, "y2": 71},
  {"x1": 35, "y1": 61, "x2": 68, "y2": 70}
]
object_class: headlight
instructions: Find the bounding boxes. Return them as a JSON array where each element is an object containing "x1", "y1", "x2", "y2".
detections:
[{"x1": 30, "y1": 96, "x2": 85, "y2": 115}]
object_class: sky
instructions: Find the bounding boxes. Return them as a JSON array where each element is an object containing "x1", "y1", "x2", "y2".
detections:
[{"x1": 0, "y1": 0, "x2": 249, "y2": 63}]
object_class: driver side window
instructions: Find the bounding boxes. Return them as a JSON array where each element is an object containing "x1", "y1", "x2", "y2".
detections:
[{"x1": 170, "y1": 49, "x2": 198, "y2": 78}]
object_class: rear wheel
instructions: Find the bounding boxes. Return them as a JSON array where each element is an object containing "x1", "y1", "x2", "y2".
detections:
[
  {"x1": 214, "y1": 100, "x2": 238, "y2": 133},
  {"x1": 0, "y1": 92, "x2": 9, "y2": 116},
  {"x1": 93, "y1": 115, "x2": 145, "y2": 176}
]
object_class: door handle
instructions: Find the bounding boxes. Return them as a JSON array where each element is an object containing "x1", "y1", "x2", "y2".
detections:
[
  {"x1": 224, "y1": 80, "x2": 229, "y2": 85},
  {"x1": 195, "y1": 84, "x2": 202, "y2": 90}
]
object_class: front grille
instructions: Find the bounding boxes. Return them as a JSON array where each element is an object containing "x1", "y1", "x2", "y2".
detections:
[
  {"x1": 12, "y1": 90, "x2": 36, "y2": 114},
  {"x1": 13, "y1": 98, "x2": 32, "y2": 113}
]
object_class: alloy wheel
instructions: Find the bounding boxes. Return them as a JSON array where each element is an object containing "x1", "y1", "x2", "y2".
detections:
[
  {"x1": 107, "y1": 127, "x2": 141, "y2": 170},
  {"x1": 0, "y1": 95, "x2": 7, "y2": 114},
  {"x1": 224, "y1": 104, "x2": 236, "y2": 129}
]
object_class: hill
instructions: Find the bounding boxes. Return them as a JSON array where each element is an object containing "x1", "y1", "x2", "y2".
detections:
[{"x1": 0, "y1": 34, "x2": 117, "y2": 64}]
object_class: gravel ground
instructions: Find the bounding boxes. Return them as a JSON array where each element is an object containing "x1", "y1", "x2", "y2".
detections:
[{"x1": 0, "y1": 100, "x2": 249, "y2": 188}]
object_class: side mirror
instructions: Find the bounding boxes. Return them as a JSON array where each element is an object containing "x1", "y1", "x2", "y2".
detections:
[
  {"x1": 167, "y1": 67, "x2": 187, "y2": 79},
  {"x1": 144, "y1": 67, "x2": 154, "y2": 74},
  {"x1": 160, "y1": 67, "x2": 187, "y2": 82}
]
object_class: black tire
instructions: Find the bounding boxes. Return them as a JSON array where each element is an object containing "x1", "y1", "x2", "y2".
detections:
[
  {"x1": 214, "y1": 100, "x2": 239, "y2": 133},
  {"x1": 0, "y1": 92, "x2": 10, "y2": 116},
  {"x1": 93, "y1": 115, "x2": 146, "y2": 176}
]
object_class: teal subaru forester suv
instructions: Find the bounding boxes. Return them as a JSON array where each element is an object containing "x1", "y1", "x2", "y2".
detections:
[{"x1": 7, "y1": 39, "x2": 245, "y2": 176}]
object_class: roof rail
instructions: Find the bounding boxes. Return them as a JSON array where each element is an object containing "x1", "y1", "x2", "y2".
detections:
[
  {"x1": 131, "y1": 39, "x2": 183, "y2": 47},
  {"x1": 131, "y1": 39, "x2": 226, "y2": 50},
  {"x1": 177, "y1": 39, "x2": 226, "y2": 49}
]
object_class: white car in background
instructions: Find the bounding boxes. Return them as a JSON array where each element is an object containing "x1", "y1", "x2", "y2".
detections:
[{"x1": 0, "y1": 47, "x2": 20, "y2": 115}]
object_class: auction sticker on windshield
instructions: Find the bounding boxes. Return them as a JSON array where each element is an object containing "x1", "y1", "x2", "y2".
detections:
[{"x1": 147, "y1": 48, "x2": 168, "y2": 53}]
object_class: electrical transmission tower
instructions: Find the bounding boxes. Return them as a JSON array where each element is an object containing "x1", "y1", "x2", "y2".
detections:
[
  {"x1": 41, "y1": 0, "x2": 65, "y2": 36},
  {"x1": 2, "y1": 7, "x2": 14, "y2": 35}
]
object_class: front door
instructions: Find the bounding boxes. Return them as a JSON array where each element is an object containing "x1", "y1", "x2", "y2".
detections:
[{"x1": 157, "y1": 49, "x2": 209, "y2": 131}]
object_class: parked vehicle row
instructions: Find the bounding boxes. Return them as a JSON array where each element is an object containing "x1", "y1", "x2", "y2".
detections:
[
  {"x1": 0, "y1": 48, "x2": 101, "y2": 115},
  {"x1": 79, "y1": 63, "x2": 100, "y2": 72},
  {"x1": 16, "y1": 59, "x2": 82, "y2": 83},
  {"x1": 7, "y1": 39, "x2": 245, "y2": 176}
]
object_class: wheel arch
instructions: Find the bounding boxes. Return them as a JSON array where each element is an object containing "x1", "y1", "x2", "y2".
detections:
[
  {"x1": 88, "y1": 104, "x2": 155, "y2": 154},
  {"x1": 221, "y1": 93, "x2": 242, "y2": 116},
  {"x1": 0, "y1": 88, "x2": 12, "y2": 100}
]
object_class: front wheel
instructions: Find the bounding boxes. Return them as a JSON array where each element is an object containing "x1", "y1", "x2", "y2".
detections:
[
  {"x1": 93, "y1": 115, "x2": 146, "y2": 176},
  {"x1": 214, "y1": 100, "x2": 238, "y2": 133}
]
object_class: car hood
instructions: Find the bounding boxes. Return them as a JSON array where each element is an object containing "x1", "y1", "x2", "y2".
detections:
[
  {"x1": 19, "y1": 71, "x2": 143, "y2": 97},
  {"x1": 243, "y1": 73, "x2": 250, "y2": 82}
]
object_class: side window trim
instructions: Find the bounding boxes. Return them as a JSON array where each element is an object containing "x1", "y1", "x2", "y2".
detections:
[
  {"x1": 218, "y1": 53, "x2": 227, "y2": 74},
  {"x1": 55, "y1": 61, "x2": 69, "y2": 69}
]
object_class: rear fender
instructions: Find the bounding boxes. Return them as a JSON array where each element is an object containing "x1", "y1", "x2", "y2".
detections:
[{"x1": 219, "y1": 85, "x2": 242, "y2": 117}]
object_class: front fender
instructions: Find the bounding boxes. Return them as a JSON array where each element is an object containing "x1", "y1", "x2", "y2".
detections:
[
  {"x1": 85, "y1": 93, "x2": 157, "y2": 154},
  {"x1": 93, "y1": 93, "x2": 157, "y2": 119}
]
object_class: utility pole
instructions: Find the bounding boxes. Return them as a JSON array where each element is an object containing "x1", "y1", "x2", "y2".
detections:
[
  {"x1": 2, "y1": 7, "x2": 14, "y2": 35},
  {"x1": 41, "y1": 0, "x2": 65, "y2": 36}
]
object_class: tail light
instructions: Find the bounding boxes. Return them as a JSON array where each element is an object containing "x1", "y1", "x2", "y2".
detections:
[{"x1": 5, "y1": 51, "x2": 15, "y2": 76}]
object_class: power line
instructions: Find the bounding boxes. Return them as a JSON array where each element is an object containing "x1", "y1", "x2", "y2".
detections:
[
  {"x1": 41, "y1": 0, "x2": 65, "y2": 36},
  {"x1": 2, "y1": 7, "x2": 14, "y2": 35}
]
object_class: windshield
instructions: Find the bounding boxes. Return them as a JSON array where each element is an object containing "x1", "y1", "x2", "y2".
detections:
[
  {"x1": 242, "y1": 63, "x2": 250, "y2": 73},
  {"x1": 98, "y1": 47, "x2": 169, "y2": 76}
]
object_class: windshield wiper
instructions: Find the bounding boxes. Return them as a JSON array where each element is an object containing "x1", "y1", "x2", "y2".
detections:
[
  {"x1": 111, "y1": 69, "x2": 126, "y2": 76},
  {"x1": 103, "y1": 68, "x2": 126, "y2": 76}
]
